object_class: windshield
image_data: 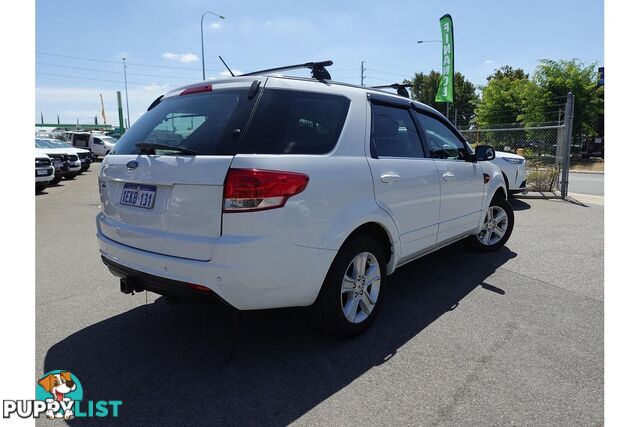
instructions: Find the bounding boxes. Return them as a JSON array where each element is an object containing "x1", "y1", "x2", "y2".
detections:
[
  {"x1": 111, "y1": 87, "x2": 255, "y2": 155},
  {"x1": 100, "y1": 137, "x2": 117, "y2": 145},
  {"x1": 35, "y1": 139, "x2": 59, "y2": 148}
]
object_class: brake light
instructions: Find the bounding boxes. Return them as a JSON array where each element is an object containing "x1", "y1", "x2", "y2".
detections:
[
  {"x1": 223, "y1": 168, "x2": 309, "y2": 213},
  {"x1": 180, "y1": 84, "x2": 212, "y2": 96},
  {"x1": 187, "y1": 283, "x2": 213, "y2": 293}
]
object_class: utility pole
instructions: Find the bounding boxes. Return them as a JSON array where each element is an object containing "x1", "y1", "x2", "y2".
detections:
[
  {"x1": 122, "y1": 57, "x2": 131, "y2": 129},
  {"x1": 360, "y1": 61, "x2": 366, "y2": 86}
]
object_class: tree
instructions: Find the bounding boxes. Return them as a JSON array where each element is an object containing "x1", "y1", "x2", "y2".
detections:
[
  {"x1": 408, "y1": 71, "x2": 478, "y2": 127},
  {"x1": 527, "y1": 59, "x2": 604, "y2": 141},
  {"x1": 486, "y1": 65, "x2": 528, "y2": 81},
  {"x1": 475, "y1": 66, "x2": 534, "y2": 127}
]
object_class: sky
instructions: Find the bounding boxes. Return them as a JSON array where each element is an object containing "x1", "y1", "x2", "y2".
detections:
[{"x1": 36, "y1": 0, "x2": 603, "y2": 126}]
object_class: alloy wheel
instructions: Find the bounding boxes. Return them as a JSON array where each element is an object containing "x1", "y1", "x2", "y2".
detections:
[
  {"x1": 341, "y1": 252, "x2": 381, "y2": 323},
  {"x1": 477, "y1": 205, "x2": 509, "y2": 246}
]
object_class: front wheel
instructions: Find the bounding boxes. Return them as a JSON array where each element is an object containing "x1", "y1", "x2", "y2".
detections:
[
  {"x1": 310, "y1": 235, "x2": 386, "y2": 338},
  {"x1": 465, "y1": 197, "x2": 514, "y2": 252}
]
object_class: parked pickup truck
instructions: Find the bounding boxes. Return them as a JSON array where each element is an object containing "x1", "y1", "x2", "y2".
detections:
[{"x1": 69, "y1": 132, "x2": 117, "y2": 159}]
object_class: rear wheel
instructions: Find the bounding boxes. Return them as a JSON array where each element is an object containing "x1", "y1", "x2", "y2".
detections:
[
  {"x1": 465, "y1": 197, "x2": 514, "y2": 252},
  {"x1": 310, "y1": 235, "x2": 386, "y2": 337}
]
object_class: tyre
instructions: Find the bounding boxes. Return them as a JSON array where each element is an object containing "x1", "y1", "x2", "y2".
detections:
[
  {"x1": 310, "y1": 235, "x2": 386, "y2": 337},
  {"x1": 464, "y1": 197, "x2": 514, "y2": 252},
  {"x1": 50, "y1": 176, "x2": 62, "y2": 185},
  {"x1": 35, "y1": 184, "x2": 47, "y2": 193}
]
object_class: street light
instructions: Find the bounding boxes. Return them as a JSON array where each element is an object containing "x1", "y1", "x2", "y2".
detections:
[{"x1": 200, "y1": 11, "x2": 225, "y2": 81}]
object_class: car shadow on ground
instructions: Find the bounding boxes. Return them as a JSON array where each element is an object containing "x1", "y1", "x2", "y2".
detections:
[
  {"x1": 509, "y1": 198, "x2": 531, "y2": 211},
  {"x1": 44, "y1": 244, "x2": 516, "y2": 426}
]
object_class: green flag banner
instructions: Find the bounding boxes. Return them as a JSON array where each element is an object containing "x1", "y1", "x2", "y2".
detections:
[{"x1": 435, "y1": 14, "x2": 454, "y2": 103}]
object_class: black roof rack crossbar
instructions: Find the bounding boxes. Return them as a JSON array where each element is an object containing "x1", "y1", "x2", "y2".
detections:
[
  {"x1": 371, "y1": 83, "x2": 413, "y2": 98},
  {"x1": 239, "y1": 60, "x2": 333, "y2": 80}
]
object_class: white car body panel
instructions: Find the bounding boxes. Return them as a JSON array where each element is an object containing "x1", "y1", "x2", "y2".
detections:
[
  {"x1": 491, "y1": 151, "x2": 527, "y2": 193},
  {"x1": 97, "y1": 76, "x2": 508, "y2": 310}
]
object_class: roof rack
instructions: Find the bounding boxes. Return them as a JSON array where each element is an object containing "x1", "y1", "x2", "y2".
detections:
[
  {"x1": 371, "y1": 83, "x2": 412, "y2": 98},
  {"x1": 239, "y1": 60, "x2": 333, "y2": 80}
]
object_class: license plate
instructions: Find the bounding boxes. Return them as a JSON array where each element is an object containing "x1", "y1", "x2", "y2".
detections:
[
  {"x1": 120, "y1": 183, "x2": 157, "y2": 209},
  {"x1": 36, "y1": 169, "x2": 49, "y2": 176}
]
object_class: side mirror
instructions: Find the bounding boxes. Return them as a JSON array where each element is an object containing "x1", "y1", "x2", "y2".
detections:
[{"x1": 475, "y1": 145, "x2": 495, "y2": 161}]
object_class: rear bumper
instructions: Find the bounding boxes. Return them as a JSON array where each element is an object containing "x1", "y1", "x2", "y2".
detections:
[
  {"x1": 102, "y1": 256, "x2": 229, "y2": 305},
  {"x1": 96, "y1": 213, "x2": 337, "y2": 310}
]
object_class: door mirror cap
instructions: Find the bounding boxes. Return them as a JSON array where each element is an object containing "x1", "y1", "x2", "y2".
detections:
[{"x1": 474, "y1": 145, "x2": 496, "y2": 161}]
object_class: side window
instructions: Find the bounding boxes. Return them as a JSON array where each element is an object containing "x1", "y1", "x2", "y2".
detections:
[
  {"x1": 416, "y1": 113, "x2": 468, "y2": 160},
  {"x1": 240, "y1": 89, "x2": 350, "y2": 155},
  {"x1": 93, "y1": 138, "x2": 103, "y2": 145},
  {"x1": 370, "y1": 104, "x2": 424, "y2": 158}
]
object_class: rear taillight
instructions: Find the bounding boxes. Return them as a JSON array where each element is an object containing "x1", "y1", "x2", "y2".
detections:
[{"x1": 223, "y1": 168, "x2": 309, "y2": 213}]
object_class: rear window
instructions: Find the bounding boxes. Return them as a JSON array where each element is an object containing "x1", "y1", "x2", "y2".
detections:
[
  {"x1": 239, "y1": 89, "x2": 350, "y2": 155},
  {"x1": 111, "y1": 88, "x2": 255, "y2": 155}
]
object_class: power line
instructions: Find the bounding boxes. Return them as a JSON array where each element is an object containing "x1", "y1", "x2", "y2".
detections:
[
  {"x1": 36, "y1": 62, "x2": 192, "y2": 80},
  {"x1": 36, "y1": 51, "x2": 224, "y2": 73},
  {"x1": 36, "y1": 71, "x2": 149, "y2": 86}
]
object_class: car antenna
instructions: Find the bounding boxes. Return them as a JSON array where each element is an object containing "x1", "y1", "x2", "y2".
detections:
[{"x1": 219, "y1": 56, "x2": 235, "y2": 77}]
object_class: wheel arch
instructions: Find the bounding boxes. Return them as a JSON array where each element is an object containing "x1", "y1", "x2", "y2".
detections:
[{"x1": 338, "y1": 221, "x2": 398, "y2": 275}]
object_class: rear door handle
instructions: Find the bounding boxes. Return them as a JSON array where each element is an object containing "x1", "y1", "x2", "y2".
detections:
[
  {"x1": 380, "y1": 173, "x2": 401, "y2": 183},
  {"x1": 442, "y1": 172, "x2": 456, "y2": 182}
]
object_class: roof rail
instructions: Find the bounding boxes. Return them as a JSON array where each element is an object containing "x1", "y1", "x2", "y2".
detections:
[
  {"x1": 239, "y1": 60, "x2": 333, "y2": 80},
  {"x1": 371, "y1": 83, "x2": 412, "y2": 98}
]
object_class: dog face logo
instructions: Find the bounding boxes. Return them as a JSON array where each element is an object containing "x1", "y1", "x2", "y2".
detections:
[
  {"x1": 36, "y1": 371, "x2": 82, "y2": 420},
  {"x1": 39, "y1": 372, "x2": 76, "y2": 402}
]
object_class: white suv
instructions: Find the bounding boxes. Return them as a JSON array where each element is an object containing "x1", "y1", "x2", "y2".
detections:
[{"x1": 97, "y1": 68, "x2": 513, "y2": 336}]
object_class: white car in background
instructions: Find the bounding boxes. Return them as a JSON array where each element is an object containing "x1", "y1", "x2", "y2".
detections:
[
  {"x1": 35, "y1": 153, "x2": 55, "y2": 193},
  {"x1": 41, "y1": 138, "x2": 93, "y2": 172},
  {"x1": 35, "y1": 138, "x2": 82, "y2": 180},
  {"x1": 492, "y1": 151, "x2": 527, "y2": 195}
]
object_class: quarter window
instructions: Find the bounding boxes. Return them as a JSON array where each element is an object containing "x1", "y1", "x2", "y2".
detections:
[
  {"x1": 370, "y1": 104, "x2": 424, "y2": 158},
  {"x1": 416, "y1": 113, "x2": 469, "y2": 160},
  {"x1": 240, "y1": 89, "x2": 350, "y2": 155}
]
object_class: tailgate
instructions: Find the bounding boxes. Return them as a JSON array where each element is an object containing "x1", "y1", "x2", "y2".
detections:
[{"x1": 98, "y1": 155, "x2": 232, "y2": 261}]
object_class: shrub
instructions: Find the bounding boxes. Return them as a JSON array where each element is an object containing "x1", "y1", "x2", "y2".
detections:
[{"x1": 527, "y1": 166, "x2": 560, "y2": 192}]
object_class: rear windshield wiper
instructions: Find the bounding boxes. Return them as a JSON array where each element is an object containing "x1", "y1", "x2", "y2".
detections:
[{"x1": 135, "y1": 142, "x2": 197, "y2": 155}]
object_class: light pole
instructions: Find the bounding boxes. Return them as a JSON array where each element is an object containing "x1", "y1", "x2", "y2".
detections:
[
  {"x1": 201, "y1": 11, "x2": 225, "y2": 81},
  {"x1": 122, "y1": 57, "x2": 130, "y2": 129},
  {"x1": 416, "y1": 39, "x2": 451, "y2": 119}
]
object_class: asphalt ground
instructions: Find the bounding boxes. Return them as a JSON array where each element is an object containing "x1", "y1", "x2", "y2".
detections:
[
  {"x1": 568, "y1": 171, "x2": 604, "y2": 196},
  {"x1": 36, "y1": 167, "x2": 603, "y2": 426}
]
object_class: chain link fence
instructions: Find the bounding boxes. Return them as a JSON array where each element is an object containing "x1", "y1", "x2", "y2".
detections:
[
  {"x1": 458, "y1": 93, "x2": 575, "y2": 198},
  {"x1": 459, "y1": 124, "x2": 566, "y2": 193}
]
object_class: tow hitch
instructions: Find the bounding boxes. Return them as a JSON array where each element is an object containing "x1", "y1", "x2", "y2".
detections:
[{"x1": 120, "y1": 277, "x2": 144, "y2": 295}]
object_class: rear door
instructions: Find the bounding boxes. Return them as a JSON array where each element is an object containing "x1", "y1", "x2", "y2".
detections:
[
  {"x1": 414, "y1": 111, "x2": 484, "y2": 243},
  {"x1": 98, "y1": 79, "x2": 262, "y2": 261},
  {"x1": 366, "y1": 99, "x2": 441, "y2": 262}
]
